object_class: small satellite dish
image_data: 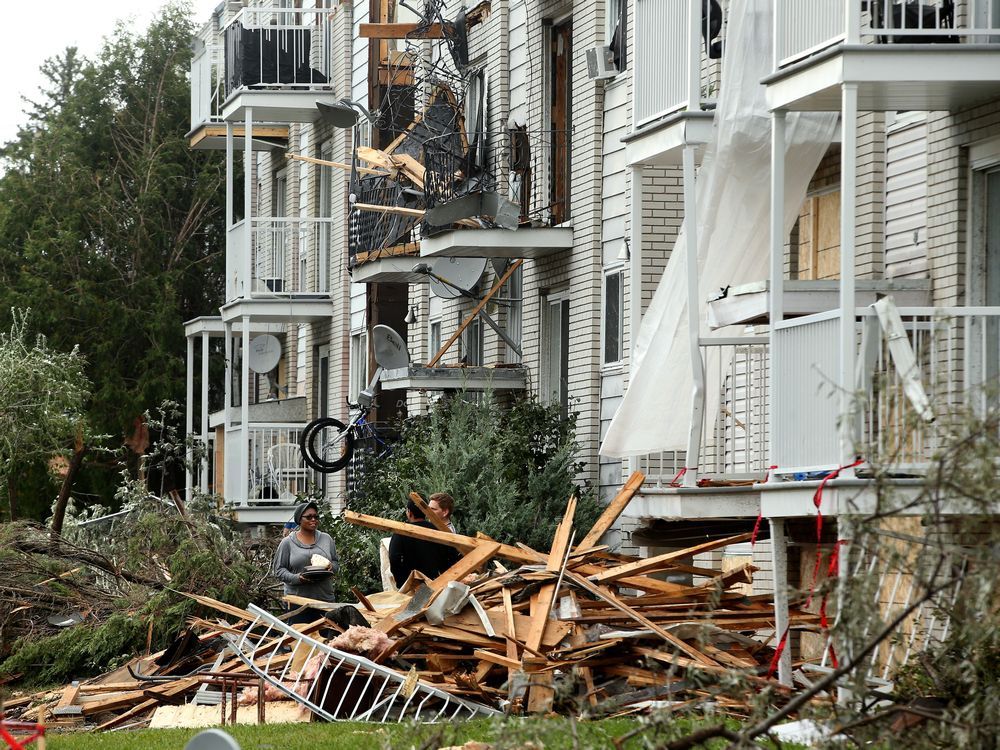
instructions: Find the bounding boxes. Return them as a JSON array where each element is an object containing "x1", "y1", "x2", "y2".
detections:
[
  {"x1": 372, "y1": 324, "x2": 410, "y2": 370},
  {"x1": 184, "y1": 728, "x2": 242, "y2": 750},
  {"x1": 248, "y1": 334, "x2": 282, "y2": 373},
  {"x1": 428, "y1": 257, "x2": 487, "y2": 300}
]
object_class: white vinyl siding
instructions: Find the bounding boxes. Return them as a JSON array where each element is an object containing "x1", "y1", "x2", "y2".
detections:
[{"x1": 885, "y1": 113, "x2": 928, "y2": 280}]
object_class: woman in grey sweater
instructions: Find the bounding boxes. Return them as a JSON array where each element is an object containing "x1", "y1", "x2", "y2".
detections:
[{"x1": 272, "y1": 501, "x2": 339, "y2": 623}]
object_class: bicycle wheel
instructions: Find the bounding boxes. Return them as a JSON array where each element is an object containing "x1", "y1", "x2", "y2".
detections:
[{"x1": 300, "y1": 417, "x2": 355, "y2": 473}]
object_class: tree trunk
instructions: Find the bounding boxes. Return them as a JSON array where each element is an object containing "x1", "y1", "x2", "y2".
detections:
[
  {"x1": 7, "y1": 473, "x2": 17, "y2": 521},
  {"x1": 50, "y1": 439, "x2": 87, "y2": 541}
]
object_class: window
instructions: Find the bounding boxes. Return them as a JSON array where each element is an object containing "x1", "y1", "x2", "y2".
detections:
[
  {"x1": 315, "y1": 344, "x2": 330, "y2": 418},
  {"x1": 504, "y1": 263, "x2": 523, "y2": 363},
  {"x1": 544, "y1": 296, "x2": 570, "y2": 413},
  {"x1": 606, "y1": 0, "x2": 626, "y2": 71},
  {"x1": 297, "y1": 130, "x2": 310, "y2": 292},
  {"x1": 349, "y1": 332, "x2": 368, "y2": 402},
  {"x1": 296, "y1": 324, "x2": 307, "y2": 396},
  {"x1": 969, "y1": 155, "x2": 1000, "y2": 390},
  {"x1": 428, "y1": 321, "x2": 441, "y2": 362},
  {"x1": 603, "y1": 269, "x2": 623, "y2": 365},
  {"x1": 461, "y1": 314, "x2": 484, "y2": 366}
]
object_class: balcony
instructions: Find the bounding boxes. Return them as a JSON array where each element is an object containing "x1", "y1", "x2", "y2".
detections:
[
  {"x1": 766, "y1": 0, "x2": 1000, "y2": 112},
  {"x1": 347, "y1": 173, "x2": 424, "y2": 283},
  {"x1": 217, "y1": 422, "x2": 323, "y2": 522},
  {"x1": 417, "y1": 130, "x2": 574, "y2": 259},
  {"x1": 625, "y1": 0, "x2": 723, "y2": 166},
  {"x1": 189, "y1": 37, "x2": 288, "y2": 150},
  {"x1": 219, "y1": 5, "x2": 336, "y2": 124},
  {"x1": 772, "y1": 305, "x2": 1000, "y2": 475},
  {"x1": 627, "y1": 335, "x2": 769, "y2": 520}
]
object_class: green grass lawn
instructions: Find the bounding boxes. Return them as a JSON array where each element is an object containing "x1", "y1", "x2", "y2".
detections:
[{"x1": 41, "y1": 715, "x2": 733, "y2": 750}]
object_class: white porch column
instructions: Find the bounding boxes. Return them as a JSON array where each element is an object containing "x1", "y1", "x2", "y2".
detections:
[
  {"x1": 628, "y1": 163, "x2": 644, "y2": 476},
  {"x1": 686, "y1": 0, "x2": 700, "y2": 109},
  {"x1": 185, "y1": 334, "x2": 194, "y2": 502},
  {"x1": 200, "y1": 332, "x2": 210, "y2": 494},
  {"x1": 240, "y1": 315, "x2": 251, "y2": 507},
  {"x1": 769, "y1": 110, "x2": 786, "y2": 469},
  {"x1": 840, "y1": 84, "x2": 858, "y2": 471},
  {"x1": 770, "y1": 517, "x2": 793, "y2": 685},
  {"x1": 244, "y1": 109, "x2": 254, "y2": 297},
  {"x1": 223, "y1": 319, "x2": 233, "y2": 504},
  {"x1": 682, "y1": 144, "x2": 703, "y2": 486}
]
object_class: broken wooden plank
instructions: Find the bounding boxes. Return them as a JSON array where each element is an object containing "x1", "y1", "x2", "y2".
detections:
[
  {"x1": 576, "y1": 471, "x2": 645, "y2": 550},
  {"x1": 409, "y1": 491, "x2": 451, "y2": 533},
  {"x1": 430, "y1": 542, "x2": 502, "y2": 592},
  {"x1": 589, "y1": 532, "x2": 754, "y2": 585}
]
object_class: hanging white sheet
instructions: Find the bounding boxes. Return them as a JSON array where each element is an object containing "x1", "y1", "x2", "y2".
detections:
[{"x1": 600, "y1": 0, "x2": 838, "y2": 458}]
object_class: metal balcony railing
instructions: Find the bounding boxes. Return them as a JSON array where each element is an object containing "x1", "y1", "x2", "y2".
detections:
[
  {"x1": 220, "y1": 423, "x2": 321, "y2": 506},
  {"x1": 228, "y1": 217, "x2": 335, "y2": 299},
  {"x1": 223, "y1": 6, "x2": 333, "y2": 98},
  {"x1": 191, "y1": 42, "x2": 224, "y2": 130},
  {"x1": 422, "y1": 129, "x2": 572, "y2": 231},
  {"x1": 775, "y1": 0, "x2": 999, "y2": 68},
  {"x1": 773, "y1": 306, "x2": 1000, "y2": 473},
  {"x1": 347, "y1": 176, "x2": 422, "y2": 267},
  {"x1": 634, "y1": 335, "x2": 770, "y2": 487},
  {"x1": 634, "y1": 0, "x2": 726, "y2": 126}
]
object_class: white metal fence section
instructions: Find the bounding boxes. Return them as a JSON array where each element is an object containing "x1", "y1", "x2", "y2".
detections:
[
  {"x1": 775, "y1": 0, "x2": 1000, "y2": 67},
  {"x1": 222, "y1": 423, "x2": 318, "y2": 506},
  {"x1": 246, "y1": 218, "x2": 336, "y2": 296},
  {"x1": 227, "y1": 604, "x2": 501, "y2": 721},
  {"x1": 700, "y1": 336, "x2": 770, "y2": 474},
  {"x1": 190, "y1": 42, "x2": 224, "y2": 130},
  {"x1": 772, "y1": 311, "x2": 842, "y2": 473},
  {"x1": 859, "y1": 307, "x2": 1000, "y2": 469},
  {"x1": 223, "y1": 6, "x2": 333, "y2": 97}
]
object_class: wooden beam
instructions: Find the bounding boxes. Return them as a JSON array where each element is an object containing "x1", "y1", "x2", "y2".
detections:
[
  {"x1": 589, "y1": 532, "x2": 753, "y2": 584},
  {"x1": 430, "y1": 541, "x2": 501, "y2": 591},
  {"x1": 576, "y1": 471, "x2": 645, "y2": 550},
  {"x1": 286, "y1": 152, "x2": 388, "y2": 176},
  {"x1": 359, "y1": 22, "x2": 447, "y2": 39},
  {"x1": 428, "y1": 259, "x2": 524, "y2": 367}
]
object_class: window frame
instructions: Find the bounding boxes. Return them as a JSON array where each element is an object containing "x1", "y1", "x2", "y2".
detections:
[{"x1": 602, "y1": 266, "x2": 625, "y2": 367}]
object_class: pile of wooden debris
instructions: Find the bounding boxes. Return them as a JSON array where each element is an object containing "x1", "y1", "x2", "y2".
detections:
[{"x1": 1, "y1": 472, "x2": 823, "y2": 730}]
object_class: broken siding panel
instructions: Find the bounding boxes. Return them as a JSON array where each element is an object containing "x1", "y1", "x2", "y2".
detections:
[{"x1": 885, "y1": 113, "x2": 929, "y2": 280}]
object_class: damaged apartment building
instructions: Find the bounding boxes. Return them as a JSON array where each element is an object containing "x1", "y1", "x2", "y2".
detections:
[{"x1": 184, "y1": 0, "x2": 1000, "y2": 683}]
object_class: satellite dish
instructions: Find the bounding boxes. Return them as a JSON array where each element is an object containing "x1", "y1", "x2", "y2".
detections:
[
  {"x1": 372, "y1": 324, "x2": 410, "y2": 370},
  {"x1": 247, "y1": 334, "x2": 282, "y2": 373},
  {"x1": 428, "y1": 257, "x2": 486, "y2": 300},
  {"x1": 184, "y1": 729, "x2": 242, "y2": 750}
]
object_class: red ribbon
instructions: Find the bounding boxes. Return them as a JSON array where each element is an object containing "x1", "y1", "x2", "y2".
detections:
[
  {"x1": 767, "y1": 627, "x2": 790, "y2": 679},
  {"x1": 668, "y1": 467, "x2": 688, "y2": 487}
]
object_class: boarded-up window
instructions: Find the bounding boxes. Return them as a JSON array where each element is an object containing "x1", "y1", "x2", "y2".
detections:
[{"x1": 797, "y1": 189, "x2": 841, "y2": 280}]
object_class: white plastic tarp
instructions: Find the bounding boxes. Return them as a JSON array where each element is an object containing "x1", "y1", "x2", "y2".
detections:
[{"x1": 600, "y1": 0, "x2": 838, "y2": 458}]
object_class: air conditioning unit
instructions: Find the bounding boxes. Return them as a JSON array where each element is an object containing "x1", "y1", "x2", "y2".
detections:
[{"x1": 585, "y1": 45, "x2": 618, "y2": 80}]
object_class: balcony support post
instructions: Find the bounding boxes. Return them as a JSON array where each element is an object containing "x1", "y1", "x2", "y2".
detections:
[
  {"x1": 682, "y1": 144, "x2": 703, "y2": 487},
  {"x1": 769, "y1": 109, "x2": 786, "y2": 471},
  {"x1": 846, "y1": 0, "x2": 862, "y2": 45},
  {"x1": 201, "y1": 332, "x2": 210, "y2": 495},
  {"x1": 627, "y1": 163, "x2": 644, "y2": 477},
  {"x1": 241, "y1": 315, "x2": 252, "y2": 508},
  {"x1": 839, "y1": 84, "x2": 858, "y2": 473},
  {"x1": 686, "y1": 0, "x2": 701, "y2": 109},
  {"x1": 185, "y1": 334, "x2": 194, "y2": 503},
  {"x1": 769, "y1": 517, "x2": 793, "y2": 686},
  {"x1": 244, "y1": 109, "x2": 254, "y2": 298}
]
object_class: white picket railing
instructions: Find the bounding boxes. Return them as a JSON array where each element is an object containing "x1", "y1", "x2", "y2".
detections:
[
  {"x1": 634, "y1": 0, "x2": 725, "y2": 126},
  {"x1": 775, "y1": 0, "x2": 1000, "y2": 67},
  {"x1": 190, "y1": 42, "x2": 224, "y2": 130},
  {"x1": 219, "y1": 423, "x2": 320, "y2": 506},
  {"x1": 228, "y1": 217, "x2": 336, "y2": 300}
]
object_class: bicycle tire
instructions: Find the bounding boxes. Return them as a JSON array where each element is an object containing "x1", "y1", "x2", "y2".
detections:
[{"x1": 300, "y1": 417, "x2": 355, "y2": 473}]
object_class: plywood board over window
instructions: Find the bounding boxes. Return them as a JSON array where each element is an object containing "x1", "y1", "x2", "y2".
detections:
[{"x1": 797, "y1": 190, "x2": 841, "y2": 280}]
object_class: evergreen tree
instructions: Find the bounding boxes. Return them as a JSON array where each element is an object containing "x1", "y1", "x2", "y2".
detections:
[{"x1": 0, "y1": 3, "x2": 225, "y2": 517}]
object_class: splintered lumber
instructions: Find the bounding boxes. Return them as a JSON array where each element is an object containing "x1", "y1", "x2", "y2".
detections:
[
  {"x1": 431, "y1": 542, "x2": 502, "y2": 591},
  {"x1": 287, "y1": 152, "x2": 388, "y2": 176},
  {"x1": 576, "y1": 472, "x2": 645, "y2": 550},
  {"x1": 589, "y1": 532, "x2": 754, "y2": 584}
]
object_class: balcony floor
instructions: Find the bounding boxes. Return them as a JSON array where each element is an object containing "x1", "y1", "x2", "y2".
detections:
[
  {"x1": 764, "y1": 44, "x2": 1000, "y2": 112},
  {"x1": 188, "y1": 123, "x2": 289, "y2": 151},
  {"x1": 380, "y1": 365, "x2": 527, "y2": 391},
  {"x1": 222, "y1": 89, "x2": 337, "y2": 124},
  {"x1": 625, "y1": 485, "x2": 762, "y2": 521},
  {"x1": 625, "y1": 109, "x2": 715, "y2": 167},
  {"x1": 351, "y1": 255, "x2": 424, "y2": 283},
  {"x1": 220, "y1": 296, "x2": 333, "y2": 324},
  {"x1": 420, "y1": 227, "x2": 574, "y2": 259}
]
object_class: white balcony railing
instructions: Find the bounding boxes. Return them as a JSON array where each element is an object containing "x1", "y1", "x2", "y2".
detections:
[
  {"x1": 190, "y1": 42, "x2": 224, "y2": 130},
  {"x1": 773, "y1": 306, "x2": 1000, "y2": 474},
  {"x1": 634, "y1": 0, "x2": 725, "y2": 126},
  {"x1": 634, "y1": 335, "x2": 770, "y2": 487},
  {"x1": 228, "y1": 217, "x2": 335, "y2": 300},
  {"x1": 223, "y1": 6, "x2": 333, "y2": 98},
  {"x1": 775, "y1": 0, "x2": 1000, "y2": 68},
  {"x1": 220, "y1": 423, "x2": 320, "y2": 506}
]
